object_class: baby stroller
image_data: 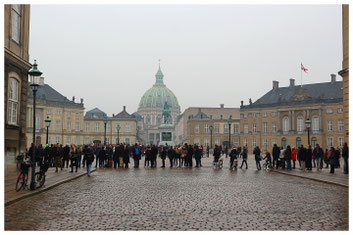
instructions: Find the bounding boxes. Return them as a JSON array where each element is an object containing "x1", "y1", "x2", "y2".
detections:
[{"x1": 213, "y1": 157, "x2": 223, "y2": 169}]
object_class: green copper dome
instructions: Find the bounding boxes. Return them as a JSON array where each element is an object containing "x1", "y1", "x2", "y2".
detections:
[{"x1": 138, "y1": 66, "x2": 180, "y2": 110}]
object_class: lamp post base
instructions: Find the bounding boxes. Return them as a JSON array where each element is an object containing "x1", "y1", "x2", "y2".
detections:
[{"x1": 30, "y1": 181, "x2": 36, "y2": 190}]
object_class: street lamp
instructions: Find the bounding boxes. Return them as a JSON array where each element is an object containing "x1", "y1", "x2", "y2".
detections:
[
  {"x1": 305, "y1": 118, "x2": 311, "y2": 145},
  {"x1": 210, "y1": 125, "x2": 213, "y2": 149},
  {"x1": 45, "y1": 116, "x2": 51, "y2": 145},
  {"x1": 103, "y1": 115, "x2": 108, "y2": 146},
  {"x1": 228, "y1": 115, "x2": 232, "y2": 148},
  {"x1": 116, "y1": 124, "x2": 121, "y2": 144},
  {"x1": 28, "y1": 60, "x2": 43, "y2": 190}
]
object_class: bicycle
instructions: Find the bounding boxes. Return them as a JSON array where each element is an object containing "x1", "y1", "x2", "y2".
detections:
[
  {"x1": 16, "y1": 160, "x2": 30, "y2": 192},
  {"x1": 262, "y1": 160, "x2": 273, "y2": 172},
  {"x1": 35, "y1": 158, "x2": 50, "y2": 189}
]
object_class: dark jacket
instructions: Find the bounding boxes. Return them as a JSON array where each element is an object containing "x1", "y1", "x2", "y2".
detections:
[
  {"x1": 284, "y1": 147, "x2": 291, "y2": 160},
  {"x1": 272, "y1": 146, "x2": 280, "y2": 159},
  {"x1": 305, "y1": 148, "x2": 313, "y2": 168}
]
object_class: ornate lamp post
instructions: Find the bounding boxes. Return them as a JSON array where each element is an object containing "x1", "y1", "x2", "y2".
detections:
[
  {"x1": 228, "y1": 115, "x2": 232, "y2": 148},
  {"x1": 103, "y1": 115, "x2": 108, "y2": 146},
  {"x1": 305, "y1": 118, "x2": 311, "y2": 145},
  {"x1": 45, "y1": 116, "x2": 51, "y2": 145},
  {"x1": 28, "y1": 60, "x2": 43, "y2": 190},
  {"x1": 116, "y1": 124, "x2": 121, "y2": 144},
  {"x1": 210, "y1": 125, "x2": 214, "y2": 149}
]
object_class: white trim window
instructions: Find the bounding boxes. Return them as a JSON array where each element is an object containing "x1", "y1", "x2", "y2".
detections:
[
  {"x1": 312, "y1": 116, "x2": 319, "y2": 131},
  {"x1": 56, "y1": 120, "x2": 60, "y2": 131},
  {"x1": 11, "y1": 5, "x2": 21, "y2": 43},
  {"x1": 8, "y1": 78, "x2": 19, "y2": 125},
  {"x1": 326, "y1": 108, "x2": 333, "y2": 114},
  {"x1": 283, "y1": 116, "x2": 289, "y2": 132},
  {"x1": 56, "y1": 137, "x2": 60, "y2": 144},
  {"x1": 337, "y1": 108, "x2": 343, "y2": 113},
  {"x1": 263, "y1": 138, "x2": 268, "y2": 147},
  {"x1": 252, "y1": 123, "x2": 257, "y2": 133},
  {"x1": 262, "y1": 112, "x2": 268, "y2": 118},
  {"x1": 224, "y1": 124, "x2": 229, "y2": 134},
  {"x1": 327, "y1": 120, "x2": 333, "y2": 131},
  {"x1": 204, "y1": 138, "x2": 209, "y2": 146},
  {"x1": 95, "y1": 123, "x2": 100, "y2": 132},
  {"x1": 339, "y1": 137, "x2": 344, "y2": 147},
  {"x1": 215, "y1": 139, "x2": 220, "y2": 145},
  {"x1": 75, "y1": 122, "x2": 80, "y2": 132},
  {"x1": 243, "y1": 138, "x2": 248, "y2": 146},
  {"x1": 244, "y1": 124, "x2": 248, "y2": 134},
  {"x1": 125, "y1": 138, "x2": 130, "y2": 144},
  {"x1": 234, "y1": 124, "x2": 239, "y2": 134},
  {"x1": 338, "y1": 120, "x2": 344, "y2": 132},
  {"x1": 106, "y1": 123, "x2": 110, "y2": 132},
  {"x1": 204, "y1": 124, "x2": 209, "y2": 133},
  {"x1": 195, "y1": 124, "x2": 200, "y2": 134},
  {"x1": 35, "y1": 116, "x2": 41, "y2": 132},
  {"x1": 271, "y1": 138, "x2": 277, "y2": 146},
  {"x1": 75, "y1": 137, "x2": 80, "y2": 145},
  {"x1": 85, "y1": 123, "x2": 90, "y2": 132},
  {"x1": 67, "y1": 137, "x2": 71, "y2": 145},
  {"x1": 67, "y1": 121, "x2": 71, "y2": 131},
  {"x1": 214, "y1": 124, "x2": 220, "y2": 134},
  {"x1": 194, "y1": 138, "x2": 200, "y2": 145},
  {"x1": 263, "y1": 122, "x2": 268, "y2": 133},
  {"x1": 125, "y1": 124, "x2": 131, "y2": 132},
  {"x1": 297, "y1": 116, "x2": 304, "y2": 132},
  {"x1": 252, "y1": 138, "x2": 257, "y2": 147},
  {"x1": 327, "y1": 137, "x2": 333, "y2": 147},
  {"x1": 272, "y1": 122, "x2": 277, "y2": 132}
]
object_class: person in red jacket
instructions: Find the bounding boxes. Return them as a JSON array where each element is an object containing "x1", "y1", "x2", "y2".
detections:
[{"x1": 291, "y1": 147, "x2": 297, "y2": 169}]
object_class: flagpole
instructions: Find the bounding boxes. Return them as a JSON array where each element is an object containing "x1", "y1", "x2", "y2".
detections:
[{"x1": 301, "y1": 63, "x2": 303, "y2": 87}]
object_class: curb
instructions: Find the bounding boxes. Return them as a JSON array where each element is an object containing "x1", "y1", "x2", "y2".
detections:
[
  {"x1": 5, "y1": 169, "x2": 96, "y2": 207},
  {"x1": 272, "y1": 169, "x2": 348, "y2": 188}
]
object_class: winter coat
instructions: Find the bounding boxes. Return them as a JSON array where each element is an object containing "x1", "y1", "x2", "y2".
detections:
[
  {"x1": 272, "y1": 146, "x2": 280, "y2": 159},
  {"x1": 291, "y1": 149, "x2": 297, "y2": 160},
  {"x1": 305, "y1": 148, "x2": 313, "y2": 168}
]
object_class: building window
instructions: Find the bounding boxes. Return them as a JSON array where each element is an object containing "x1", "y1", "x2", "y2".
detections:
[
  {"x1": 67, "y1": 121, "x2": 71, "y2": 131},
  {"x1": 338, "y1": 120, "x2": 344, "y2": 132},
  {"x1": 271, "y1": 112, "x2": 277, "y2": 117},
  {"x1": 243, "y1": 138, "x2": 248, "y2": 146},
  {"x1": 283, "y1": 116, "x2": 289, "y2": 132},
  {"x1": 327, "y1": 137, "x2": 333, "y2": 147},
  {"x1": 252, "y1": 138, "x2": 257, "y2": 147},
  {"x1": 244, "y1": 124, "x2": 248, "y2": 134},
  {"x1": 272, "y1": 122, "x2": 277, "y2": 132},
  {"x1": 76, "y1": 137, "x2": 80, "y2": 145},
  {"x1": 311, "y1": 137, "x2": 318, "y2": 147},
  {"x1": 272, "y1": 138, "x2": 277, "y2": 146},
  {"x1": 252, "y1": 113, "x2": 256, "y2": 118},
  {"x1": 327, "y1": 120, "x2": 333, "y2": 131},
  {"x1": 337, "y1": 108, "x2": 343, "y2": 113},
  {"x1": 214, "y1": 124, "x2": 220, "y2": 134},
  {"x1": 297, "y1": 116, "x2": 304, "y2": 132},
  {"x1": 8, "y1": 78, "x2": 19, "y2": 125},
  {"x1": 243, "y1": 113, "x2": 248, "y2": 118},
  {"x1": 296, "y1": 137, "x2": 301, "y2": 147},
  {"x1": 326, "y1": 108, "x2": 333, "y2": 114},
  {"x1": 233, "y1": 138, "x2": 239, "y2": 146},
  {"x1": 56, "y1": 121, "x2": 60, "y2": 131},
  {"x1": 56, "y1": 137, "x2": 60, "y2": 144},
  {"x1": 263, "y1": 122, "x2": 268, "y2": 133},
  {"x1": 76, "y1": 112, "x2": 80, "y2": 118},
  {"x1": 195, "y1": 124, "x2": 200, "y2": 133},
  {"x1": 125, "y1": 138, "x2": 130, "y2": 144},
  {"x1": 194, "y1": 138, "x2": 200, "y2": 145},
  {"x1": 204, "y1": 124, "x2": 209, "y2": 133},
  {"x1": 263, "y1": 138, "x2": 268, "y2": 147},
  {"x1": 281, "y1": 137, "x2": 287, "y2": 148},
  {"x1": 106, "y1": 123, "x2": 110, "y2": 132},
  {"x1": 215, "y1": 139, "x2": 220, "y2": 145},
  {"x1": 84, "y1": 137, "x2": 90, "y2": 145},
  {"x1": 204, "y1": 138, "x2": 209, "y2": 146},
  {"x1": 11, "y1": 5, "x2": 21, "y2": 43},
  {"x1": 67, "y1": 137, "x2": 71, "y2": 145},
  {"x1": 339, "y1": 137, "x2": 344, "y2": 147},
  {"x1": 312, "y1": 116, "x2": 319, "y2": 131},
  {"x1": 106, "y1": 138, "x2": 110, "y2": 144},
  {"x1": 35, "y1": 116, "x2": 41, "y2": 132},
  {"x1": 224, "y1": 124, "x2": 229, "y2": 134},
  {"x1": 95, "y1": 123, "x2": 100, "y2": 132},
  {"x1": 252, "y1": 123, "x2": 257, "y2": 133},
  {"x1": 146, "y1": 115, "x2": 151, "y2": 124},
  {"x1": 47, "y1": 109, "x2": 52, "y2": 115},
  {"x1": 157, "y1": 115, "x2": 161, "y2": 124},
  {"x1": 125, "y1": 124, "x2": 131, "y2": 132},
  {"x1": 56, "y1": 110, "x2": 61, "y2": 115},
  {"x1": 262, "y1": 112, "x2": 268, "y2": 118},
  {"x1": 85, "y1": 123, "x2": 90, "y2": 132},
  {"x1": 67, "y1": 111, "x2": 72, "y2": 117},
  {"x1": 234, "y1": 124, "x2": 239, "y2": 134},
  {"x1": 75, "y1": 122, "x2": 80, "y2": 132}
]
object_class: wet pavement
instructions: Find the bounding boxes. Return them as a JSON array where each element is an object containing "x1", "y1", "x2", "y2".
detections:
[{"x1": 4, "y1": 156, "x2": 348, "y2": 230}]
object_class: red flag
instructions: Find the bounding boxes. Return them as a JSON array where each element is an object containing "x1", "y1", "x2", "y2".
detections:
[{"x1": 301, "y1": 63, "x2": 308, "y2": 73}]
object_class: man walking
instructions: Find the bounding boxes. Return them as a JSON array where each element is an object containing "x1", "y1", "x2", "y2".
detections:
[{"x1": 313, "y1": 144, "x2": 323, "y2": 171}]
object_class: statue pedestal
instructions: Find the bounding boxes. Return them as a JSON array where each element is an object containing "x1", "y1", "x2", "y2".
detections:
[{"x1": 158, "y1": 123, "x2": 174, "y2": 146}]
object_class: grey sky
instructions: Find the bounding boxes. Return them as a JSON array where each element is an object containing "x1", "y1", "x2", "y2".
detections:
[{"x1": 29, "y1": 4, "x2": 342, "y2": 115}]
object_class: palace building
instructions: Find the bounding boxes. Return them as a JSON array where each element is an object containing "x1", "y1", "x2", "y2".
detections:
[{"x1": 239, "y1": 76, "x2": 344, "y2": 151}]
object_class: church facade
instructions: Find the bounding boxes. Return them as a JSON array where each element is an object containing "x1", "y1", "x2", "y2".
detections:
[{"x1": 135, "y1": 65, "x2": 181, "y2": 145}]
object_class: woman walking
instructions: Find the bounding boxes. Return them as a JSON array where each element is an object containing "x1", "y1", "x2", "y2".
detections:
[{"x1": 253, "y1": 146, "x2": 261, "y2": 170}]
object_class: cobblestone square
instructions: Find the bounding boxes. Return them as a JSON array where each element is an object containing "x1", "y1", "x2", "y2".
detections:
[{"x1": 4, "y1": 156, "x2": 348, "y2": 230}]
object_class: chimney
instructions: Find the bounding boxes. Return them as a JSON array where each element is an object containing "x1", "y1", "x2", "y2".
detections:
[
  {"x1": 220, "y1": 115, "x2": 223, "y2": 120},
  {"x1": 112, "y1": 113, "x2": 115, "y2": 117},
  {"x1": 39, "y1": 77, "x2": 45, "y2": 86},
  {"x1": 220, "y1": 104, "x2": 224, "y2": 108},
  {"x1": 80, "y1": 98, "x2": 83, "y2": 104},
  {"x1": 331, "y1": 74, "x2": 336, "y2": 83},
  {"x1": 72, "y1": 96, "x2": 75, "y2": 102},
  {"x1": 289, "y1": 78, "x2": 295, "y2": 87},
  {"x1": 273, "y1": 81, "x2": 279, "y2": 90},
  {"x1": 123, "y1": 106, "x2": 126, "y2": 111}
]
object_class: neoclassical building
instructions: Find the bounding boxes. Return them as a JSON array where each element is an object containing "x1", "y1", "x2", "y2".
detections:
[
  {"x1": 136, "y1": 65, "x2": 181, "y2": 144},
  {"x1": 239, "y1": 76, "x2": 344, "y2": 151}
]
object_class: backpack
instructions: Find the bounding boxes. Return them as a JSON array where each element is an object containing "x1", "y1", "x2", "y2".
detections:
[{"x1": 135, "y1": 147, "x2": 140, "y2": 155}]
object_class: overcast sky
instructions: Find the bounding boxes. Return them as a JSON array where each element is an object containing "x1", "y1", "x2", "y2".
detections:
[{"x1": 29, "y1": 4, "x2": 342, "y2": 116}]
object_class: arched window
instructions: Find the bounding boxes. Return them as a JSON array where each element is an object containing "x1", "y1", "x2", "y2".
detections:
[
  {"x1": 283, "y1": 116, "x2": 289, "y2": 132},
  {"x1": 296, "y1": 137, "x2": 301, "y2": 147},
  {"x1": 281, "y1": 137, "x2": 287, "y2": 148},
  {"x1": 312, "y1": 116, "x2": 319, "y2": 131},
  {"x1": 311, "y1": 137, "x2": 317, "y2": 147},
  {"x1": 297, "y1": 116, "x2": 304, "y2": 132},
  {"x1": 146, "y1": 115, "x2": 151, "y2": 124}
]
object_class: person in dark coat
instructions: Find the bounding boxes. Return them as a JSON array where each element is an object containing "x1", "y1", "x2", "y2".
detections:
[
  {"x1": 297, "y1": 145, "x2": 306, "y2": 170},
  {"x1": 187, "y1": 144, "x2": 194, "y2": 167},
  {"x1": 132, "y1": 144, "x2": 141, "y2": 168},
  {"x1": 167, "y1": 146, "x2": 175, "y2": 168},
  {"x1": 151, "y1": 144, "x2": 158, "y2": 168},
  {"x1": 334, "y1": 147, "x2": 341, "y2": 168},
  {"x1": 272, "y1": 144, "x2": 280, "y2": 169},
  {"x1": 113, "y1": 145, "x2": 119, "y2": 168},
  {"x1": 194, "y1": 145, "x2": 202, "y2": 168},
  {"x1": 313, "y1": 144, "x2": 324, "y2": 171},
  {"x1": 328, "y1": 147, "x2": 335, "y2": 173},
  {"x1": 94, "y1": 144, "x2": 102, "y2": 168},
  {"x1": 240, "y1": 146, "x2": 248, "y2": 169},
  {"x1": 98, "y1": 146, "x2": 106, "y2": 168},
  {"x1": 284, "y1": 145, "x2": 292, "y2": 170},
  {"x1": 160, "y1": 145, "x2": 167, "y2": 168},
  {"x1": 145, "y1": 145, "x2": 152, "y2": 168},
  {"x1": 229, "y1": 146, "x2": 238, "y2": 169},
  {"x1": 123, "y1": 144, "x2": 130, "y2": 168},
  {"x1": 253, "y1": 146, "x2": 262, "y2": 170},
  {"x1": 342, "y1": 143, "x2": 348, "y2": 174},
  {"x1": 85, "y1": 146, "x2": 94, "y2": 176},
  {"x1": 213, "y1": 145, "x2": 221, "y2": 163},
  {"x1": 305, "y1": 145, "x2": 313, "y2": 170}
]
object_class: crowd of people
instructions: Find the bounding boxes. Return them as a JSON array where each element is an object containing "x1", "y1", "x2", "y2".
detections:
[{"x1": 26, "y1": 141, "x2": 349, "y2": 177}]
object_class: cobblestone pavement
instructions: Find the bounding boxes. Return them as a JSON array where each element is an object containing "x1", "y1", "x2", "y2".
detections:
[{"x1": 5, "y1": 156, "x2": 348, "y2": 231}]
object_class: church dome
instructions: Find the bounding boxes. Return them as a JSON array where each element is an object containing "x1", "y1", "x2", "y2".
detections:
[{"x1": 138, "y1": 66, "x2": 180, "y2": 111}]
